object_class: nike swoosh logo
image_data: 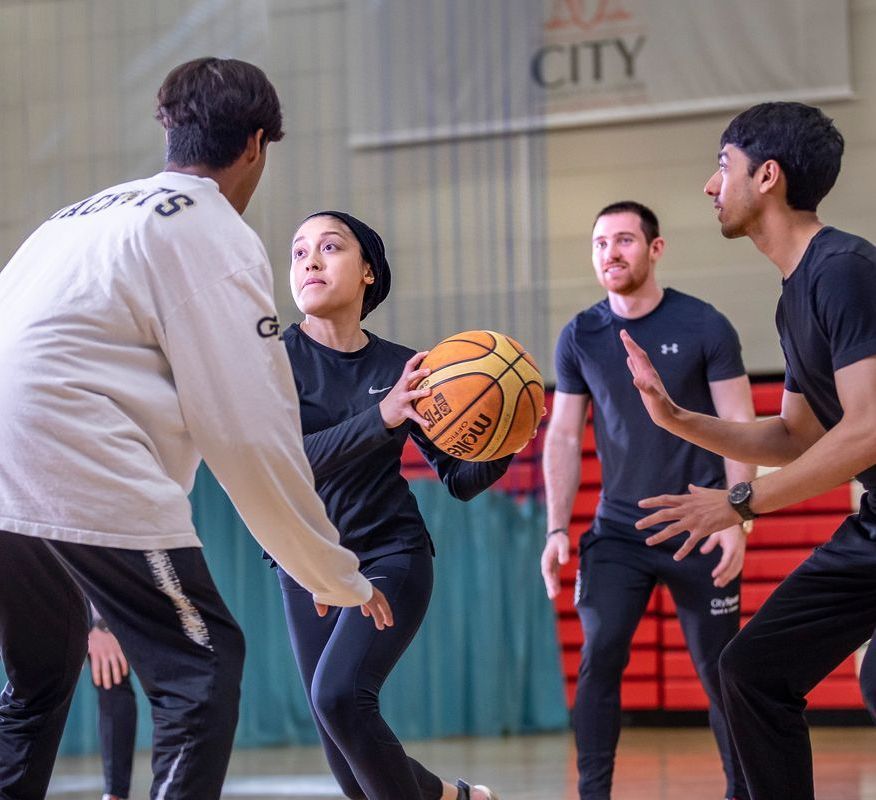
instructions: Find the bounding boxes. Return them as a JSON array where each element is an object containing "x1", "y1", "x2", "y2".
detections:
[{"x1": 368, "y1": 385, "x2": 392, "y2": 395}]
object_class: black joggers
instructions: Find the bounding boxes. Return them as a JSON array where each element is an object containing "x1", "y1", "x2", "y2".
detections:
[
  {"x1": 720, "y1": 501, "x2": 876, "y2": 799},
  {"x1": 574, "y1": 519, "x2": 747, "y2": 800},
  {"x1": 0, "y1": 531, "x2": 244, "y2": 800}
]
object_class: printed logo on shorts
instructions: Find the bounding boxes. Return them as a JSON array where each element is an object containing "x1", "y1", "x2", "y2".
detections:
[
  {"x1": 574, "y1": 568, "x2": 582, "y2": 606},
  {"x1": 660, "y1": 343, "x2": 679, "y2": 355},
  {"x1": 710, "y1": 593, "x2": 739, "y2": 616},
  {"x1": 257, "y1": 316, "x2": 281, "y2": 338}
]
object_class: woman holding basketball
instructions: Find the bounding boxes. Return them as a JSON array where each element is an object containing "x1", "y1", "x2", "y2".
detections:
[{"x1": 276, "y1": 210, "x2": 508, "y2": 800}]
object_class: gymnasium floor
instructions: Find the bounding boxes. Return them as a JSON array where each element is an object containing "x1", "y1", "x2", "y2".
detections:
[{"x1": 47, "y1": 726, "x2": 876, "y2": 799}]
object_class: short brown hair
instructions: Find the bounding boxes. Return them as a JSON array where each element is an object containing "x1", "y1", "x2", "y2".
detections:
[{"x1": 594, "y1": 201, "x2": 660, "y2": 244}]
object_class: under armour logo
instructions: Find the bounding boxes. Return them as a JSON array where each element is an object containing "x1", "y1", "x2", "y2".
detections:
[{"x1": 660, "y1": 343, "x2": 679, "y2": 355}]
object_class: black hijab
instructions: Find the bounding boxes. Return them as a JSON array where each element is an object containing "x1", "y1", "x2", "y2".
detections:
[{"x1": 304, "y1": 210, "x2": 391, "y2": 320}]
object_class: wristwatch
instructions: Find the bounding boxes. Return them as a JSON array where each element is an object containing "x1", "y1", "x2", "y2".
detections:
[{"x1": 728, "y1": 481, "x2": 757, "y2": 522}]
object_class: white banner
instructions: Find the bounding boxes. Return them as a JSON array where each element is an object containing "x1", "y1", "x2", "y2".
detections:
[{"x1": 348, "y1": 0, "x2": 852, "y2": 147}]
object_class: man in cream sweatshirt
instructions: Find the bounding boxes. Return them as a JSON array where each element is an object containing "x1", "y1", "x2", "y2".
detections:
[{"x1": 0, "y1": 57, "x2": 390, "y2": 800}]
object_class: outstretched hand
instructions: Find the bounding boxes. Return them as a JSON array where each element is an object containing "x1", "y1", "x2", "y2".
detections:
[
  {"x1": 700, "y1": 525, "x2": 747, "y2": 588},
  {"x1": 619, "y1": 330, "x2": 678, "y2": 430},
  {"x1": 313, "y1": 584, "x2": 394, "y2": 631},
  {"x1": 360, "y1": 585, "x2": 394, "y2": 630},
  {"x1": 636, "y1": 484, "x2": 743, "y2": 561},
  {"x1": 379, "y1": 351, "x2": 433, "y2": 429}
]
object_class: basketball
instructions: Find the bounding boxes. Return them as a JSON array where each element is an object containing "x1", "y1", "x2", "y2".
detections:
[{"x1": 413, "y1": 330, "x2": 544, "y2": 461}]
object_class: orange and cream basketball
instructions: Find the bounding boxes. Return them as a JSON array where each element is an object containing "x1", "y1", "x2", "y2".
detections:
[{"x1": 413, "y1": 330, "x2": 544, "y2": 461}]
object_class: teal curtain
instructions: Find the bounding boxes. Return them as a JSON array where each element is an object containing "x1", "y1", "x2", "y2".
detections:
[{"x1": 1, "y1": 465, "x2": 566, "y2": 755}]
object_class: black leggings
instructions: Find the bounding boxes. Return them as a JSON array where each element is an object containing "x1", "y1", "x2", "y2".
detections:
[
  {"x1": 96, "y1": 673, "x2": 137, "y2": 798},
  {"x1": 278, "y1": 549, "x2": 443, "y2": 800}
]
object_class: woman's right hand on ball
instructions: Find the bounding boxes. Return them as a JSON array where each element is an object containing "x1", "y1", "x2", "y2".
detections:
[{"x1": 379, "y1": 351, "x2": 433, "y2": 429}]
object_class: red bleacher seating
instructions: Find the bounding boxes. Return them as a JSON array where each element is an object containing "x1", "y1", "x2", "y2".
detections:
[{"x1": 400, "y1": 382, "x2": 863, "y2": 713}]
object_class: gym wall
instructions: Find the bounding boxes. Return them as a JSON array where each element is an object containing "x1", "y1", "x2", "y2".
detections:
[{"x1": 3, "y1": 0, "x2": 874, "y2": 379}]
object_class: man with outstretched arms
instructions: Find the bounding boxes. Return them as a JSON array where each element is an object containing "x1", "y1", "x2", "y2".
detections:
[
  {"x1": 541, "y1": 201, "x2": 754, "y2": 800},
  {"x1": 0, "y1": 57, "x2": 390, "y2": 800},
  {"x1": 623, "y1": 102, "x2": 876, "y2": 800}
]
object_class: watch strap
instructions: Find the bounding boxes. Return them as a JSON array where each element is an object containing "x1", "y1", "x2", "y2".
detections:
[{"x1": 728, "y1": 481, "x2": 757, "y2": 522}]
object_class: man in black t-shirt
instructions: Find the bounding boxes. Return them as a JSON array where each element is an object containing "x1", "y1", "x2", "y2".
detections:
[
  {"x1": 541, "y1": 201, "x2": 755, "y2": 800},
  {"x1": 623, "y1": 103, "x2": 876, "y2": 800}
]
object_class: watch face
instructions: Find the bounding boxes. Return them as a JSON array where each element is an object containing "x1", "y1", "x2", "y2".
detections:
[{"x1": 729, "y1": 482, "x2": 752, "y2": 504}]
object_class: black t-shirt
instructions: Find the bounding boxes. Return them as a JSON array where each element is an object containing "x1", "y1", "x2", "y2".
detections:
[
  {"x1": 282, "y1": 324, "x2": 511, "y2": 561},
  {"x1": 777, "y1": 226, "x2": 876, "y2": 503},
  {"x1": 555, "y1": 288, "x2": 746, "y2": 532}
]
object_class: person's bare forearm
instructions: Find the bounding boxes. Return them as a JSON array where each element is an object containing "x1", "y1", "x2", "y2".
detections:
[
  {"x1": 623, "y1": 330, "x2": 812, "y2": 468},
  {"x1": 724, "y1": 454, "x2": 756, "y2": 491},
  {"x1": 712, "y1": 377, "x2": 758, "y2": 490},
  {"x1": 543, "y1": 431, "x2": 582, "y2": 531},
  {"x1": 751, "y1": 417, "x2": 876, "y2": 514},
  {"x1": 666, "y1": 407, "x2": 804, "y2": 467}
]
